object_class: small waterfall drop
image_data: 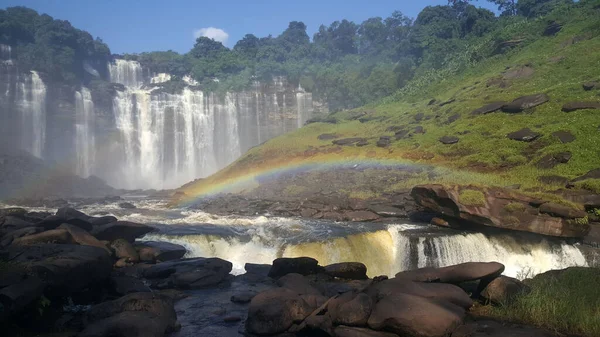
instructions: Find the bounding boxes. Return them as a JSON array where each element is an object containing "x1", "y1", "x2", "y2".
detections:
[
  {"x1": 16, "y1": 71, "x2": 46, "y2": 158},
  {"x1": 109, "y1": 59, "x2": 144, "y2": 88},
  {"x1": 74, "y1": 87, "x2": 95, "y2": 177}
]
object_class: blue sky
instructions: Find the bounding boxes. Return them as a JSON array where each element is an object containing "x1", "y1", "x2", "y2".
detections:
[{"x1": 0, "y1": 0, "x2": 496, "y2": 54}]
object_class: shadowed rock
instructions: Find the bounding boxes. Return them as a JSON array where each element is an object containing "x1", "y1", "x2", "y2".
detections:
[
  {"x1": 471, "y1": 102, "x2": 506, "y2": 115},
  {"x1": 394, "y1": 262, "x2": 504, "y2": 285},
  {"x1": 246, "y1": 288, "x2": 315, "y2": 335},
  {"x1": 91, "y1": 221, "x2": 154, "y2": 242},
  {"x1": 324, "y1": 262, "x2": 368, "y2": 280},
  {"x1": 318, "y1": 133, "x2": 338, "y2": 140},
  {"x1": 562, "y1": 101, "x2": 600, "y2": 112},
  {"x1": 551, "y1": 130, "x2": 575, "y2": 143},
  {"x1": 333, "y1": 138, "x2": 366, "y2": 146},
  {"x1": 268, "y1": 257, "x2": 322, "y2": 278},
  {"x1": 502, "y1": 94, "x2": 549, "y2": 113},
  {"x1": 583, "y1": 82, "x2": 598, "y2": 91},
  {"x1": 507, "y1": 128, "x2": 541, "y2": 142},
  {"x1": 536, "y1": 152, "x2": 572, "y2": 169},
  {"x1": 136, "y1": 241, "x2": 186, "y2": 262},
  {"x1": 481, "y1": 276, "x2": 529, "y2": 305},
  {"x1": 439, "y1": 136, "x2": 459, "y2": 144},
  {"x1": 144, "y1": 257, "x2": 232, "y2": 289}
]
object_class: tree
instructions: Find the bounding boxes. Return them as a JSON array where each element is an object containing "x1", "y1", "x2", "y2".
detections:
[
  {"x1": 489, "y1": 0, "x2": 517, "y2": 16},
  {"x1": 190, "y1": 36, "x2": 227, "y2": 59},
  {"x1": 234, "y1": 34, "x2": 260, "y2": 58},
  {"x1": 358, "y1": 17, "x2": 388, "y2": 55}
]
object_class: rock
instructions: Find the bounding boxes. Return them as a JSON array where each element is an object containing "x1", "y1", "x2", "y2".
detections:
[
  {"x1": 551, "y1": 130, "x2": 575, "y2": 143},
  {"x1": 12, "y1": 228, "x2": 72, "y2": 246},
  {"x1": 414, "y1": 125, "x2": 425, "y2": 134},
  {"x1": 59, "y1": 223, "x2": 110, "y2": 253},
  {"x1": 453, "y1": 320, "x2": 556, "y2": 337},
  {"x1": 136, "y1": 241, "x2": 186, "y2": 262},
  {"x1": 536, "y1": 152, "x2": 572, "y2": 169},
  {"x1": 543, "y1": 21, "x2": 562, "y2": 36},
  {"x1": 0, "y1": 208, "x2": 28, "y2": 218},
  {"x1": 278, "y1": 273, "x2": 322, "y2": 295},
  {"x1": 470, "y1": 102, "x2": 506, "y2": 115},
  {"x1": 501, "y1": 94, "x2": 549, "y2": 113},
  {"x1": 7, "y1": 244, "x2": 112, "y2": 296},
  {"x1": 110, "y1": 238, "x2": 139, "y2": 262},
  {"x1": 446, "y1": 114, "x2": 460, "y2": 124},
  {"x1": 368, "y1": 279, "x2": 473, "y2": 309},
  {"x1": 300, "y1": 208, "x2": 319, "y2": 218},
  {"x1": 0, "y1": 226, "x2": 42, "y2": 247},
  {"x1": 539, "y1": 175, "x2": 569, "y2": 185},
  {"x1": 572, "y1": 168, "x2": 600, "y2": 182},
  {"x1": 246, "y1": 288, "x2": 314, "y2": 335},
  {"x1": 333, "y1": 138, "x2": 366, "y2": 146},
  {"x1": 503, "y1": 66, "x2": 535, "y2": 80},
  {"x1": 411, "y1": 184, "x2": 590, "y2": 237},
  {"x1": 431, "y1": 217, "x2": 450, "y2": 228},
  {"x1": 356, "y1": 140, "x2": 369, "y2": 147},
  {"x1": 318, "y1": 133, "x2": 338, "y2": 140},
  {"x1": 118, "y1": 202, "x2": 136, "y2": 209},
  {"x1": 244, "y1": 263, "x2": 271, "y2": 276},
  {"x1": 334, "y1": 326, "x2": 399, "y2": 337},
  {"x1": 89, "y1": 216, "x2": 118, "y2": 226},
  {"x1": 414, "y1": 113, "x2": 424, "y2": 122},
  {"x1": 92, "y1": 221, "x2": 154, "y2": 242},
  {"x1": 439, "y1": 99, "x2": 455, "y2": 107},
  {"x1": 1, "y1": 216, "x2": 36, "y2": 232},
  {"x1": 562, "y1": 101, "x2": 600, "y2": 112},
  {"x1": 376, "y1": 136, "x2": 391, "y2": 148},
  {"x1": 583, "y1": 82, "x2": 598, "y2": 91},
  {"x1": 439, "y1": 136, "x2": 459, "y2": 144},
  {"x1": 344, "y1": 211, "x2": 380, "y2": 222},
  {"x1": 324, "y1": 262, "x2": 368, "y2": 280},
  {"x1": 0, "y1": 276, "x2": 45, "y2": 316},
  {"x1": 35, "y1": 215, "x2": 67, "y2": 230},
  {"x1": 81, "y1": 292, "x2": 177, "y2": 337},
  {"x1": 507, "y1": 128, "x2": 541, "y2": 142},
  {"x1": 538, "y1": 202, "x2": 587, "y2": 219},
  {"x1": 394, "y1": 130, "x2": 410, "y2": 140},
  {"x1": 481, "y1": 276, "x2": 529, "y2": 305},
  {"x1": 110, "y1": 276, "x2": 151, "y2": 295},
  {"x1": 329, "y1": 292, "x2": 373, "y2": 326},
  {"x1": 268, "y1": 257, "x2": 322, "y2": 278},
  {"x1": 368, "y1": 205, "x2": 406, "y2": 218},
  {"x1": 367, "y1": 292, "x2": 465, "y2": 337},
  {"x1": 56, "y1": 207, "x2": 90, "y2": 222},
  {"x1": 144, "y1": 257, "x2": 232, "y2": 289},
  {"x1": 231, "y1": 291, "x2": 257, "y2": 304}
]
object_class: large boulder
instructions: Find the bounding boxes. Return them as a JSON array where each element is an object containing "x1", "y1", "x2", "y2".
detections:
[
  {"x1": 324, "y1": 262, "x2": 368, "y2": 280},
  {"x1": 411, "y1": 184, "x2": 590, "y2": 238},
  {"x1": 367, "y1": 292, "x2": 465, "y2": 337},
  {"x1": 480, "y1": 276, "x2": 529, "y2": 305},
  {"x1": 395, "y1": 262, "x2": 504, "y2": 284},
  {"x1": 367, "y1": 279, "x2": 473, "y2": 309},
  {"x1": 11, "y1": 228, "x2": 73, "y2": 246},
  {"x1": 91, "y1": 221, "x2": 154, "y2": 242},
  {"x1": 329, "y1": 292, "x2": 373, "y2": 326},
  {"x1": 135, "y1": 241, "x2": 187, "y2": 262},
  {"x1": 6, "y1": 244, "x2": 112, "y2": 297},
  {"x1": 58, "y1": 223, "x2": 110, "y2": 253},
  {"x1": 110, "y1": 238, "x2": 140, "y2": 262},
  {"x1": 278, "y1": 273, "x2": 322, "y2": 295},
  {"x1": 0, "y1": 276, "x2": 45, "y2": 317},
  {"x1": 470, "y1": 102, "x2": 506, "y2": 115},
  {"x1": 268, "y1": 257, "x2": 323, "y2": 278},
  {"x1": 246, "y1": 287, "x2": 315, "y2": 335},
  {"x1": 143, "y1": 257, "x2": 232, "y2": 289}
]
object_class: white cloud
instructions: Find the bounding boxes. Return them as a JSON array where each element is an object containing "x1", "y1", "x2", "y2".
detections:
[{"x1": 193, "y1": 27, "x2": 229, "y2": 44}]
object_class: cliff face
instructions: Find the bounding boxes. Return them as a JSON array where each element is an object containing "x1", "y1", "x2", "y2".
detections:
[{"x1": 0, "y1": 48, "x2": 325, "y2": 190}]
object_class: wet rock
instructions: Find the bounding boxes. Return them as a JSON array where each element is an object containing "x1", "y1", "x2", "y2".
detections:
[
  {"x1": 56, "y1": 207, "x2": 90, "y2": 222},
  {"x1": 144, "y1": 257, "x2": 232, "y2": 289},
  {"x1": 431, "y1": 217, "x2": 450, "y2": 228},
  {"x1": 324, "y1": 262, "x2": 368, "y2": 280},
  {"x1": 562, "y1": 101, "x2": 600, "y2": 112},
  {"x1": 368, "y1": 292, "x2": 465, "y2": 337},
  {"x1": 1, "y1": 216, "x2": 36, "y2": 232},
  {"x1": 329, "y1": 292, "x2": 373, "y2": 326},
  {"x1": 411, "y1": 184, "x2": 590, "y2": 237},
  {"x1": 35, "y1": 215, "x2": 67, "y2": 230},
  {"x1": 470, "y1": 102, "x2": 506, "y2": 115},
  {"x1": 0, "y1": 276, "x2": 45, "y2": 316},
  {"x1": 334, "y1": 326, "x2": 399, "y2": 337},
  {"x1": 318, "y1": 133, "x2": 338, "y2": 140},
  {"x1": 501, "y1": 94, "x2": 549, "y2": 113},
  {"x1": 59, "y1": 223, "x2": 110, "y2": 253},
  {"x1": 12, "y1": 228, "x2": 72, "y2": 246},
  {"x1": 231, "y1": 291, "x2": 257, "y2": 304},
  {"x1": 551, "y1": 130, "x2": 575, "y2": 143},
  {"x1": 439, "y1": 136, "x2": 459, "y2": 144},
  {"x1": 136, "y1": 241, "x2": 186, "y2": 262},
  {"x1": 110, "y1": 238, "x2": 139, "y2": 262},
  {"x1": 394, "y1": 262, "x2": 504, "y2": 284},
  {"x1": 110, "y1": 276, "x2": 151, "y2": 295},
  {"x1": 0, "y1": 208, "x2": 28, "y2": 218},
  {"x1": 0, "y1": 226, "x2": 42, "y2": 247},
  {"x1": 368, "y1": 205, "x2": 406, "y2": 218},
  {"x1": 118, "y1": 202, "x2": 136, "y2": 209},
  {"x1": 7, "y1": 244, "x2": 112, "y2": 297},
  {"x1": 507, "y1": 128, "x2": 541, "y2": 142},
  {"x1": 278, "y1": 273, "x2": 322, "y2": 295},
  {"x1": 91, "y1": 221, "x2": 154, "y2": 242},
  {"x1": 344, "y1": 211, "x2": 380, "y2": 222},
  {"x1": 246, "y1": 288, "x2": 314, "y2": 335},
  {"x1": 333, "y1": 138, "x2": 366, "y2": 146},
  {"x1": 268, "y1": 257, "x2": 323, "y2": 278},
  {"x1": 89, "y1": 216, "x2": 118, "y2": 226},
  {"x1": 481, "y1": 276, "x2": 529, "y2": 305},
  {"x1": 245, "y1": 263, "x2": 271, "y2": 276},
  {"x1": 368, "y1": 279, "x2": 473, "y2": 309},
  {"x1": 453, "y1": 320, "x2": 556, "y2": 337}
]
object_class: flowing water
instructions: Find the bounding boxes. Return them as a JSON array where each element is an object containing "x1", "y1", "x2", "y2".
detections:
[
  {"x1": 16, "y1": 198, "x2": 587, "y2": 279},
  {"x1": 74, "y1": 87, "x2": 95, "y2": 177},
  {"x1": 16, "y1": 71, "x2": 46, "y2": 158}
]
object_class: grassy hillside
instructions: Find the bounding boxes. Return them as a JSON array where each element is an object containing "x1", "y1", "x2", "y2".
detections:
[{"x1": 182, "y1": 2, "x2": 600, "y2": 202}]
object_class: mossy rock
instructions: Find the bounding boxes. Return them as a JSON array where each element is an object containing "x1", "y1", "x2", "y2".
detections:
[{"x1": 459, "y1": 189, "x2": 486, "y2": 207}]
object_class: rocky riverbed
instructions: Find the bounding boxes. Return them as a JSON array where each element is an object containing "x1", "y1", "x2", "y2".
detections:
[{"x1": 0, "y1": 205, "x2": 597, "y2": 337}]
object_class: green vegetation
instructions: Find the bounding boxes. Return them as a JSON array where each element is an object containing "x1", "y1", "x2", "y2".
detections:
[
  {"x1": 487, "y1": 268, "x2": 600, "y2": 337},
  {"x1": 575, "y1": 179, "x2": 600, "y2": 194},
  {"x1": 504, "y1": 202, "x2": 526, "y2": 213},
  {"x1": 459, "y1": 189, "x2": 486, "y2": 206}
]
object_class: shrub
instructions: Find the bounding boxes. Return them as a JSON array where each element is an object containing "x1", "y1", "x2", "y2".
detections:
[{"x1": 459, "y1": 189, "x2": 486, "y2": 207}]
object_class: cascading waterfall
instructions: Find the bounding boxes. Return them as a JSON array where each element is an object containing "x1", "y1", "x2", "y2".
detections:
[
  {"x1": 296, "y1": 87, "x2": 313, "y2": 128},
  {"x1": 141, "y1": 223, "x2": 588, "y2": 278},
  {"x1": 16, "y1": 71, "x2": 46, "y2": 158},
  {"x1": 109, "y1": 59, "x2": 144, "y2": 88},
  {"x1": 74, "y1": 87, "x2": 95, "y2": 177}
]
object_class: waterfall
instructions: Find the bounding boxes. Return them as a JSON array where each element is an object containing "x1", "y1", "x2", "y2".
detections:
[
  {"x1": 141, "y1": 223, "x2": 588, "y2": 278},
  {"x1": 16, "y1": 71, "x2": 46, "y2": 158},
  {"x1": 0, "y1": 44, "x2": 12, "y2": 63},
  {"x1": 74, "y1": 87, "x2": 95, "y2": 177},
  {"x1": 150, "y1": 73, "x2": 171, "y2": 84},
  {"x1": 109, "y1": 59, "x2": 144, "y2": 88},
  {"x1": 296, "y1": 91, "x2": 313, "y2": 127}
]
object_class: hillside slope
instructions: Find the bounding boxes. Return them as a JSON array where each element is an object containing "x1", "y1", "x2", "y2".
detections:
[{"x1": 181, "y1": 3, "x2": 600, "y2": 209}]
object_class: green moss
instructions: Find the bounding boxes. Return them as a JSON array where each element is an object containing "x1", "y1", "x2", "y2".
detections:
[
  {"x1": 502, "y1": 215, "x2": 521, "y2": 226},
  {"x1": 574, "y1": 179, "x2": 600, "y2": 194},
  {"x1": 568, "y1": 216, "x2": 589, "y2": 226},
  {"x1": 459, "y1": 189, "x2": 486, "y2": 207},
  {"x1": 504, "y1": 202, "x2": 526, "y2": 213},
  {"x1": 488, "y1": 268, "x2": 600, "y2": 337}
]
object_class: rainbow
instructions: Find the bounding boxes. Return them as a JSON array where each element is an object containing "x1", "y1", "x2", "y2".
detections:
[{"x1": 176, "y1": 155, "x2": 422, "y2": 207}]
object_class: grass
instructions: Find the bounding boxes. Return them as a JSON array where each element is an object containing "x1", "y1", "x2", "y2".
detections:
[
  {"x1": 484, "y1": 268, "x2": 600, "y2": 337},
  {"x1": 575, "y1": 179, "x2": 600, "y2": 194},
  {"x1": 181, "y1": 2, "x2": 600, "y2": 204},
  {"x1": 504, "y1": 202, "x2": 526, "y2": 213},
  {"x1": 459, "y1": 189, "x2": 486, "y2": 207}
]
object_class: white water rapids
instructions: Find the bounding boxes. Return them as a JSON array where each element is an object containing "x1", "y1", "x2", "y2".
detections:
[{"x1": 16, "y1": 198, "x2": 587, "y2": 279}]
